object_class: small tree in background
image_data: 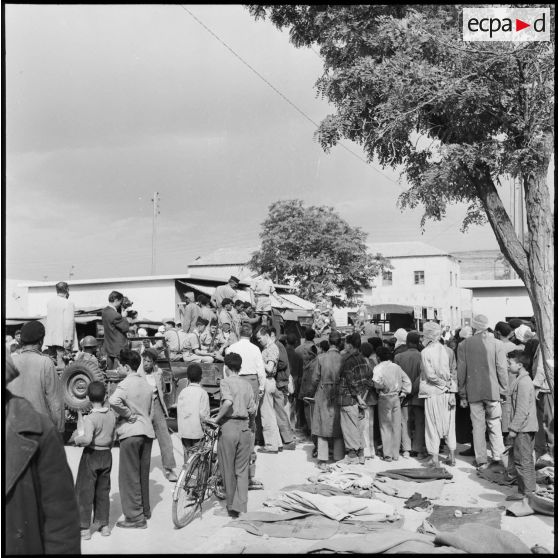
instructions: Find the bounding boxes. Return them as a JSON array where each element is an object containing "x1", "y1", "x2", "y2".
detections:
[
  {"x1": 247, "y1": 4, "x2": 554, "y2": 391},
  {"x1": 249, "y1": 199, "x2": 389, "y2": 306}
]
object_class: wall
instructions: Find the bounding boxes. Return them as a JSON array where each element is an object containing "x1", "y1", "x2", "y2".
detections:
[
  {"x1": 462, "y1": 281, "x2": 534, "y2": 326},
  {"x1": 26, "y1": 279, "x2": 177, "y2": 322}
]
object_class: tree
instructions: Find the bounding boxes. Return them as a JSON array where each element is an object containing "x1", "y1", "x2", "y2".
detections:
[
  {"x1": 249, "y1": 199, "x2": 389, "y2": 306},
  {"x1": 247, "y1": 5, "x2": 554, "y2": 392}
]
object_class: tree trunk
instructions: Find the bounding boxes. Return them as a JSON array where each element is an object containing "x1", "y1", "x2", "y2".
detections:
[
  {"x1": 523, "y1": 162, "x2": 554, "y2": 396},
  {"x1": 472, "y1": 162, "x2": 554, "y2": 396}
]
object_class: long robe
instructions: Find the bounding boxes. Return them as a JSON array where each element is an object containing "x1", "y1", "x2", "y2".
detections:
[{"x1": 310, "y1": 346, "x2": 343, "y2": 438}]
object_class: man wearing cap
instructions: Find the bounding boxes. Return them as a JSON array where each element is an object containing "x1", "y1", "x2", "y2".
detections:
[
  {"x1": 163, "y1": 318, "x2": 186, "y2": 361},
  {"x1": 11, "y1": 320, "x2": 65, "y2": 433},
  {"x1": 211, "y1": 276, "x2": 240, "y2": 309},
  {"x1": 180, "y1": 292, "x2": 200, "y2": 333},
  {"x1": 395, "y1": 331, "x2": 427, "y2": 459},
  {"x1": 102, "y1": 290, "x2": 131, "y2": 369},
  {"x1": 44, "y1": 281, "x2": 77, "y2": 369},
  {"x1": 457, "y1": 314, "x2": 508, "y2": 469}
]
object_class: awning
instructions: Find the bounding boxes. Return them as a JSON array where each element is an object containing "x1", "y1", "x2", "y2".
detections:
[
  {"x1": 178, "y1": 281, "x2": 215, "y2": 297},
  {"x1": 366, "y1": 304, "x2": 413, "y2": 314}
]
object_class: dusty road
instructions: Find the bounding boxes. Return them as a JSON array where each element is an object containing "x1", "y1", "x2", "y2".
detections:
[{"x1": 66, "y1": 432, "x2": 554, "y2": 554}]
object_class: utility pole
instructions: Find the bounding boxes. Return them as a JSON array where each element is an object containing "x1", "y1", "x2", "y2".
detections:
[{"x1": 151, "y1": 192, "x2": 160, "y2": 274}]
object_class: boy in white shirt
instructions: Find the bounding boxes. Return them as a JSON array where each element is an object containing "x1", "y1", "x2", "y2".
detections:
[{"x1": 177, "y1": 364, "x2": 210, "y2": 464}]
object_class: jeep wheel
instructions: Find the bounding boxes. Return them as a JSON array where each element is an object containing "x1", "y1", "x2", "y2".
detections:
[{"x1": 61, "y1": 361, "x2": 104, "y2": 411}]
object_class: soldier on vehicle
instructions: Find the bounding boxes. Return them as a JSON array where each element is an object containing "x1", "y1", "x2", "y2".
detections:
[
  {"x1": 76, "y1": 336, "x2": 100, "y2": 368},
  {"x1": 251, "y1": 271, "x2": 275, "y2": 326},
  {"x1": 211, "y1": 276, "x2": 240, "y2": 309}
]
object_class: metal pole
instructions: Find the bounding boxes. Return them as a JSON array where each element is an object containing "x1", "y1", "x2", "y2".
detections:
[{"x1": 151, "y1": 192, "x2": 159, "y2": 274}]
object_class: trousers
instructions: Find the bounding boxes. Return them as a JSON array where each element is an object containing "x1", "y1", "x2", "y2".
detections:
[
  {"x1": 469, "y1": 400, "x2": 505, "y2": 463},
  {"x1": 509, "y1": 432, "x2": 536, "y2": 495},
  {"x1": 151, "y1": 397, "x2": 176, "y2": 470},
  {"x1": 118, "y1": 435, "x2": 153, "y2": 522},
  {"x1": 534, "y1": 392, "x2": 553, "y2": 457},
  {"x1": 362, "y1": 405, "x2": 377, "y2": 457},
  {"x1": 75, "y1": 448, "x2": 112, "y2": 529},
  {"x1": 273, "y1": 384, "x2": 295, "y2": 445},
  {"x1": 181, "y1": 437, "x2": 203, "y2": 464},
  {"x1": 260, "y1": 378, "x2": 282, "y2": 451},
  {"x1": 401, "y1": 405, "x2": 425, "y2": 453},
  {"x1": 217, "y1": 419, "x2": 252, "y2": 513},
  {"x1": 239, "y1": 374, "x2": 260, "y2": 480},
  {"x1": 317, "y1": 436, "x2": 345, "y2": 462},
  {"x1": 340, "y1": 404, "x2": 364, "y2": 452},
  {"x1": 378, "y1": 394, "x2": 402, "y2": 459}
]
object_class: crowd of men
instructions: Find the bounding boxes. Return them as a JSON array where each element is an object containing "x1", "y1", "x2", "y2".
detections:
[{"x1": 5, "y1": 275, "x2": 554, "y2": 552}]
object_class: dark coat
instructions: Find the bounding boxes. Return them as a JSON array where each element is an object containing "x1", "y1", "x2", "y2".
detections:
[
  {"x1": 101, "y1": 305, "x2": 130, "y2": 358},
  {"x1": 310, "y1": 346, "x2": 343, "y2": 438},
  {"x1": 5, "y1": 392, "x2": 81, "y2": 555}
]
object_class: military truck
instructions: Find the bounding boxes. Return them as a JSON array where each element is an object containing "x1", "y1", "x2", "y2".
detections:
[{"x1": 61, "y1": 337, "x2": 225, "y2": 441}]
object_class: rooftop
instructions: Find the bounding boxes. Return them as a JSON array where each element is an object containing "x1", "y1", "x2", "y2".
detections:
[
  {"x1": 188, "y1": 246, "x2": 258, "y2": 267},
  {"x1": 367, "y1": 241, "x2": 450, "y2": 258}
]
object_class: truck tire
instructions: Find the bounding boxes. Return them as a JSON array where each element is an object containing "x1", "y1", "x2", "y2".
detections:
[{"x1": 61, "y1": 361, "x2": 104, "y2": 411}]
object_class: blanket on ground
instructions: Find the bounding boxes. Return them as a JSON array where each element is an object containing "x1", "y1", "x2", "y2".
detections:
[
  {"x1": 419, "y1": 504, "x2": 504, "y2": 534},
  {"x1": 227, "y1": 512, "x2": 405, "y2": 540},
  {"x1": 282, "y1": 483, "x2": 371, "y2": 498},
  {"x1": 306, "y1": 530, "x2": 463, "y2": 554},
  {"x1": 435, "y1": 523, "x2": 531, "y2": 553},
  {"x1": 374, "y1": 478, "x2": 446, "y2": 500}
]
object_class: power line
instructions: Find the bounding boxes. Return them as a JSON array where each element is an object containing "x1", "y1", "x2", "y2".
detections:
[{"x1": 178, "y1": 5, "x2": 405, "y2": 191}]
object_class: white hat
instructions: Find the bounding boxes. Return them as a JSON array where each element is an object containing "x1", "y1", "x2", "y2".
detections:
[
  {"x1": 137, "y1": 328, "x2": 147, "y2": 337},
  {"x1": 514, "y1": 324, "x2": 532, "y2": 343}
]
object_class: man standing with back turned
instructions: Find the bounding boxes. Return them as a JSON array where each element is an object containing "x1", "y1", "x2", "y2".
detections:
[
  {"x1": 458, "y1": 314, "x2": 508, "y2": 470},
  {"x1": 45, "y1": 281, "x2": 76, "y2": 369}
]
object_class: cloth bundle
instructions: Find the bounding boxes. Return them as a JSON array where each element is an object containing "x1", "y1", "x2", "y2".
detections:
[
  {"x1": 308, "y1": 468, "x2": 377, "y2": 491},
  {"x1": 265, "y1": 490, "x2": 396, "y2": 522},
  {"x1": 404, "y1": 493, "x2": 431, "y2": 510},
  {"x1": 373, "y1": 477, "x2": 446, "y2": 500},
  {"x1": 376, "y1": 467, "x2": 453, "y2": 482}
]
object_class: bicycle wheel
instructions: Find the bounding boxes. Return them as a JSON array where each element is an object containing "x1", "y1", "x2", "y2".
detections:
[
  {"x1": 211, "y1": 456, "x2": 226, "y2": 500},
  {"x1": 172, "y1": 454, "x2": 205, "y2": 528}
]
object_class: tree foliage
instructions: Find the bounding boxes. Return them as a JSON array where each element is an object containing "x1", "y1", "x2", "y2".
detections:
[
  {"x1": 247, "y1": 4, "x2": 555, "y2": 390},
  {"x1": 249, "y1": 199, "x2": 389, "y2": 306}
]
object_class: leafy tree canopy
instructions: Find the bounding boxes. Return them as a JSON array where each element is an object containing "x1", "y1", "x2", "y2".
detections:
[{"x1": 249, "y1": 199, "x2": 389, "y2": 306}]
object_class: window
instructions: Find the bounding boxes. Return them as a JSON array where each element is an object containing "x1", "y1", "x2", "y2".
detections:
[
  {"x1": 414, "y1": 271, "x2": 425, "y2": 285},
  {"x1": 382, "y1": 270, "x2": 393, "y2": 285}
]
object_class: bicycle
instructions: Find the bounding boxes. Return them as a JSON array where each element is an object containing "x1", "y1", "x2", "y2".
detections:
[{"x1": 172, "y1": 415, "x2": 225, "y2": 528}]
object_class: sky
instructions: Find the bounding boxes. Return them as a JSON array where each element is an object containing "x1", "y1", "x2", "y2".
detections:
[{"x1": 5, "y1": 4, "x2": 540, "y2": 281}]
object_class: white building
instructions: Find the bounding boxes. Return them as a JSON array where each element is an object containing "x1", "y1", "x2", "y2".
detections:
[
  {"x1": 333, "y1": 242, "x2": 473, "y2": 331},
  {"x1": 459, "y1": 279, "x2": 533, "y2": 327}
]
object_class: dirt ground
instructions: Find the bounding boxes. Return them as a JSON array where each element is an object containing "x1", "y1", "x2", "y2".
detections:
[{"x1": 66, "y1": 432, "x2": 554, "y2": 554}]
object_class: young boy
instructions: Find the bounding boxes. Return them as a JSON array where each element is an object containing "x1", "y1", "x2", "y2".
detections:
[
  {"x1": 177, "y1": 363, "x2": 210, "y2": 464},
  {"x1": 72, "y1": 381, "x2": 116, "y2": 540},
  {"x1": 506, "y1": 350, "x2": 539, "y2": 503},
  {"x1": 209, "y1": 352, "x2": 256, "y2": 518},
  {"x1": 372, "y1": 346, "x2": 412, "y2": 462}
]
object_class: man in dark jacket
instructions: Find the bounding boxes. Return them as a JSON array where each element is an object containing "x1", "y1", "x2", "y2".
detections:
[
  {"x1": 11, "y1": 320, "x2": 65, "y2": 433},
  {"x1": 394, "y1": 331, "x2": 426, "y2": 458},
  {"x1": 285, "y1": 333, "x2": 304, "y2": 429},
  {"x1": 5, "y1": 354, "x2": 81, "y2": 555},
  {"x1": 102, "y1": 290, "x2": 131, "y2": 369}
]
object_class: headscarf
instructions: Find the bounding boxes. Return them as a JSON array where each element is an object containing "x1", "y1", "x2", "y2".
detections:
[
  {"x1": 422, "y1": 322, "x2": 441, "y2": 346},
  {"x1": 394, "y1": 328, "x2": 408, "y2": 349}
]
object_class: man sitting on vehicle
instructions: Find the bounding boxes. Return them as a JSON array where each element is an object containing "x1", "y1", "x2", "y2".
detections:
[
  {"x1": 182, "y1": 318, "x2": 214, "y2": 363},
  {"x1": 75, "y1": 336, "x2": 101, "y2": 368},
  {"x1": 163, "y1": 318, "x2": 186, "y2": 361}
]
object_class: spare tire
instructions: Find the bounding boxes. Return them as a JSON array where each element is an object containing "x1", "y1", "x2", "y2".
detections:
[{"x1": 61, "y1": 360, "x2": 104, "y2": 411}]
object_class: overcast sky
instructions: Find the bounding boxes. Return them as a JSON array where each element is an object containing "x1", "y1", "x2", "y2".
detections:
[{"x1": 6, "y1": 4, "x2": 536, "y2": 281}]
